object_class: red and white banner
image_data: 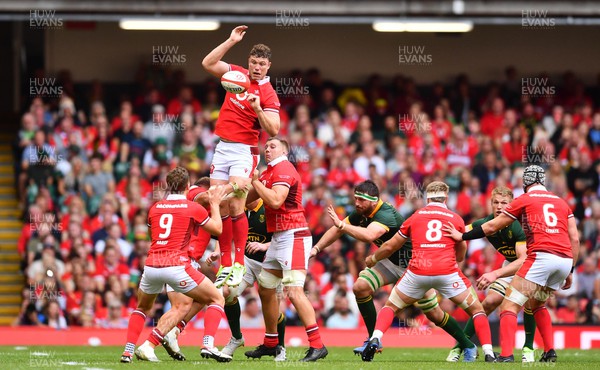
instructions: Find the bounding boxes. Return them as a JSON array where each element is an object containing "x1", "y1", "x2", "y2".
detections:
[{"x1": 1, "y1": 325, "x2": 599, "y2": 349}]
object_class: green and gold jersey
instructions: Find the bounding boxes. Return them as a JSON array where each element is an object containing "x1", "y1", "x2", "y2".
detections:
[
  {"x1": 246, "y1": 199, "x2": 273, "y2": 262},
  {"x1": 468, "y1": 214, "x2": 526, "y2": 262},
  {"x1": 346, "y1": 200, "x2": 412, "y2": 268}
]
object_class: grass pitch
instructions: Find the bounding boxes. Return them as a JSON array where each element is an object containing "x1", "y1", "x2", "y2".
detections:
[{"x1": 1, "y1": 345, "x2": 598, "y2": 369}]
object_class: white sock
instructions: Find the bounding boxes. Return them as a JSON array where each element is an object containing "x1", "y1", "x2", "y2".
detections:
[
  {"x1": 371, "y1": 330, "x2": 383, "y2": 340},
  {"x1": 482, "y1": 344, "x2": 494, "y2": 356},
  {"x1": 203, "y1": 335, "x2": 215, "y2": 348}
]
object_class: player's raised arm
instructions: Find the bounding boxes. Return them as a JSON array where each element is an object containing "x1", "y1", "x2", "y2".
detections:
[
  {"x1": 326, "y1": 204, "x2": 386, "y2": 243},
  {"x1": 366, "y1": 232, "x2": 407, "y2": 268},
  {"x1": 248, "y1": 94, "x2": 280, "y2": 137},
  {"x1": 202, "y1": 25, "x2": 248, "y2": 78}
]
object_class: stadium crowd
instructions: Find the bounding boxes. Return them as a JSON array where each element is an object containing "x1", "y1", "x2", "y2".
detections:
[{"x1": 13, "y1": 64, "x2": 600, "y2": 331}]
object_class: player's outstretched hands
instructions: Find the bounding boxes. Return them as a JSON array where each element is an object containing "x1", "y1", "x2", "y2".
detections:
[
  {"x1": 229, "y1": 25, "x2": 248, "y2": 43},
  {"x1": 309, "y1": 246, "x2": 319, "y2": 259},
  {"x1": 477, "y1": 271, "x2": 498, "y2": 290},
  {"x1": 208, "y1": 185, "x2": 228, "y2": 205},
  {"x1": 443, "y1": 222, "x2": 462, "y2": 241},
  {"x1": 205, "y1": 251, "x2": 219, "y2": 266},
  {"x1": 246, "y1": 241, "x2": 268, "y2": 254},
  {"x1": 326, "y1": 204, "x2": 344, "y2": 228}
]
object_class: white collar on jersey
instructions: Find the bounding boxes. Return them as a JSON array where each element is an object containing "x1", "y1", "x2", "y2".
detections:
[
  {"x1": 166, "y1": 194, "x2": 186, "y2": 200},
  {"x1": 527, "y1": 184, "x2": 547, "y2": 192},
  {"x1": 268, "y1": 155, "x2": 288, "y2": 167},
  {"x1": 427, "y1": 201, "x2": 448, "y2": 209}
]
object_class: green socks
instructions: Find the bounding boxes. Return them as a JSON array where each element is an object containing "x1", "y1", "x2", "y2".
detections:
[
  {"x1": 356, "y1": 295, "x2": 377, "y2": 337},
  {"x1": 224, "y1": 299, "x2": 243, "y2": 340},
  {"x1": 440, "y1": 313, "x2": 475, "y2": 350}
]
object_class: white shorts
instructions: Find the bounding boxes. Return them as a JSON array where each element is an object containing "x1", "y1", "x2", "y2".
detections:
[
  {"x1": 517, "y1": 252, "x2": 572, "y2": 291},
  {"x1": 230, "y1": 256, "x2": 283, "y2": 298},
  {"x1": 359, "y1": 258, "x2": 406, "y2": 291},
  {"x1": 210, "y1": 141, "x2": 260, "y2": 181},
  {"x1": 262, "y1": 228, "x2": 312, "y2": 271},
  {"x1": 165, "y1": 260, "x2": 201, "y2": 293},
  {"x1": 140, "y1": 264, "x2": 205, "y2": 295},
  {"x1": 396, "y1": 269, "x2": 471, "y2": 299}
]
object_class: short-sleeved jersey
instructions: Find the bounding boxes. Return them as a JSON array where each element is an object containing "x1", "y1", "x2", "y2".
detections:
[
  {"x1": 245, "y1": 199, "x2": 273, "y2": 262},
  {"x1": 469, "y1": 214, "x2": 526, "y2": 262},
  {"x1": 146, "y1": 194, "x2": 210, "y2": 267},
  {"x1": 259, "y1": 156, "x2": 308, "y2": 233},
  {"x1": 398, "y1": 202, "x2": 465, "y2": 276},
  {"x1": 502, "y1": 186, "x2": 573, "y2": 258},
  {"x1": 215, "y1": 64, "x2": 280, "y2": 146},
  {"x1": 346, "y1": 200, "x2": 412, "y2": 268},
  {"x1": 186, "y1": 185, "x2": 212, "y2": 261}
]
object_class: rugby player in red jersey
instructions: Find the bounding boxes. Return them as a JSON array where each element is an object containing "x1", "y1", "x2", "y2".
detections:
[
  {"x1": 446, "y1": 165, "x2": 579, "y2": 363},
  {"x1": 120, "y1": 167, "x2": 231, "y2": 363},
  {"x1": 202, "y1": 25, "x2": 281, "y2": 288},
  {"x1": 243, "y1": 137, "x2": 327, "y2": 362},
  {"x1": 361, "y1": 181, "x2": 495, "y2": 363}
]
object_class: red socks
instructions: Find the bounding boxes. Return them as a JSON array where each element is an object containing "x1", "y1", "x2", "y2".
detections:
[
  {"x1": 472, "y1": 312, "x2": 492, "y2": 346},
  {"x1": 231, "y1": 213, "x2": 248, "y2": 265},
  {"x1": 306, "y1": 324, "x2": 323, "y2": 348},
  {"x1": 499, "y1": 310, "x2": 518, "y2": 357},
  {"x1": 148, "y1": 328, "x2": 164, "y2": 346},
  {"x1": 264, "y1": 333, "x2": 279, "y2": 348},
  {"x1": 176, "y1": 320, "x2": 186, "y2": 333},
  {"x1": 219, "y1": 216, "x2": 233, "y2": 266},
  {"x1": 534, "y1": 306, "x2": 554, "y2": 352},
  {"x1": 374, "y1": 306, "x2": 395, "y2": 335},
  {"x1": 204, "y1": 305, "x2": 224, "y2": 338},
  {"x1": 125, "y1": 310, "x2": 146, "y2": 347}
]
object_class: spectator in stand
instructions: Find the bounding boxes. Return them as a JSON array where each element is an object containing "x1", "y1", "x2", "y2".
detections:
[
  {"x1": 445, "y1": 126, "x2": 478, "y2": 172},
  {"x1": 502, "y1": 125, "x2": 528, "y2": 167},
  {"x1": 94, "y1": 245, "x2": 130, "y2": 292},
  {"x1": 97, "y1": 299, "x2": 129, "y2": 328},
  {"x1": 240, "y1": 297, "x2": 264, "y2": 329},
  {"x1": 111, "y1": 101, "x2": 140, "y2": 134},
  {"x1": 82, "y1": 153, "x2": 115, "y2": 214},
  {"x1": 94, "y1": 223, "x2": 133, "y2": 259},
  {"x1": 480, "y1": 97, "x2": 505, "y2": 138},
  {"x1": 353, "y1": 142, "x2": 385, "y2": 179},
  {"x1": 41, "y1": 300, "x2": 68, "y2": 329},
  {"x1": 166, "y1": 86, "x2": 202, "y2": 117},
  {"x1": 556, "y1": 295, "x2": 587, "y2": 324},
  {"x1": 325, "y1": 293, "x2": 358, "y2": 329},
  {"x1": 576, "y1": 257, "x2": 600, "y2": 299}
]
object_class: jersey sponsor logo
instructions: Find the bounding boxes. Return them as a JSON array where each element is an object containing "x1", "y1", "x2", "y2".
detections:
[
  {"x1": 421, "y1": 243, "x2": 445, "y2": 248},
  {"x1": 417, "y1": 210, "x2": 454, "y2": 218}
]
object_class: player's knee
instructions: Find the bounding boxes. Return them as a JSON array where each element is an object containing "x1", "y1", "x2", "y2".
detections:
[
  {"x1": 211, "y1": 292, "x2": 225, "y2": 307},
  {"x1": 482, "y1": 298, "x2": 499, "y2": 314},
  {"x1": 532, "y1": 289, "x2": 552, "y2": 303},
  {"x1": 258, "y1": 270, "x2": 282, "y2": 289},
  {"x1": 286, "y1": 286, "x2": 306, "y2": 304},
  {"x1": 388, "y1": 289, "x2": 409, "y2": 310},
  {"x1": 415, "y1": 294, "x2": 439, "y2": 314},
  {"x1": 353, "y1": 277, "x2": 373, "y2": 297}
]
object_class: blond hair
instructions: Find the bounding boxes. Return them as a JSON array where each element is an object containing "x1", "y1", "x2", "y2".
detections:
[
  {"x1": 425, "y1": 181, "x2": 449, "y2": 202},
  {"x1": 491, "y1": 186, "x2": 514, "y2": 200}
]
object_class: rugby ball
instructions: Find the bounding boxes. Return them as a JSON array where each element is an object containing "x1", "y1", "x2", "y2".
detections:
[{"x1": 221, "y1": 70, "x2": 251, "y2": 94}]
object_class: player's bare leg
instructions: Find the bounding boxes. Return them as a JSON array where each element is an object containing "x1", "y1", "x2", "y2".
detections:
[
  {"x1": 498, "y1": 275, "x2": 541, "y2": 362},
  {"x1": 449, "y1": 288, "x2": 495, "y2": 362},
  {"x1": 122, "y1": 291, "x2": 158, "y2": 362},
  {"x1": 225, "y1": 175, "x2": 252, "y2": 286},
  {"x1": 285, "y1": 269, "x2": 327, "y2": 362},
  {"x1": 161, "y1": 292, "x2": 194, "y2": 361}
]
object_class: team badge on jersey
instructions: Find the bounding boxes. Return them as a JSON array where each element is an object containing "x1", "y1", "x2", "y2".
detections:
[{"x1": 259, "y1": 214, "x2": 265, "y2": 223}]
